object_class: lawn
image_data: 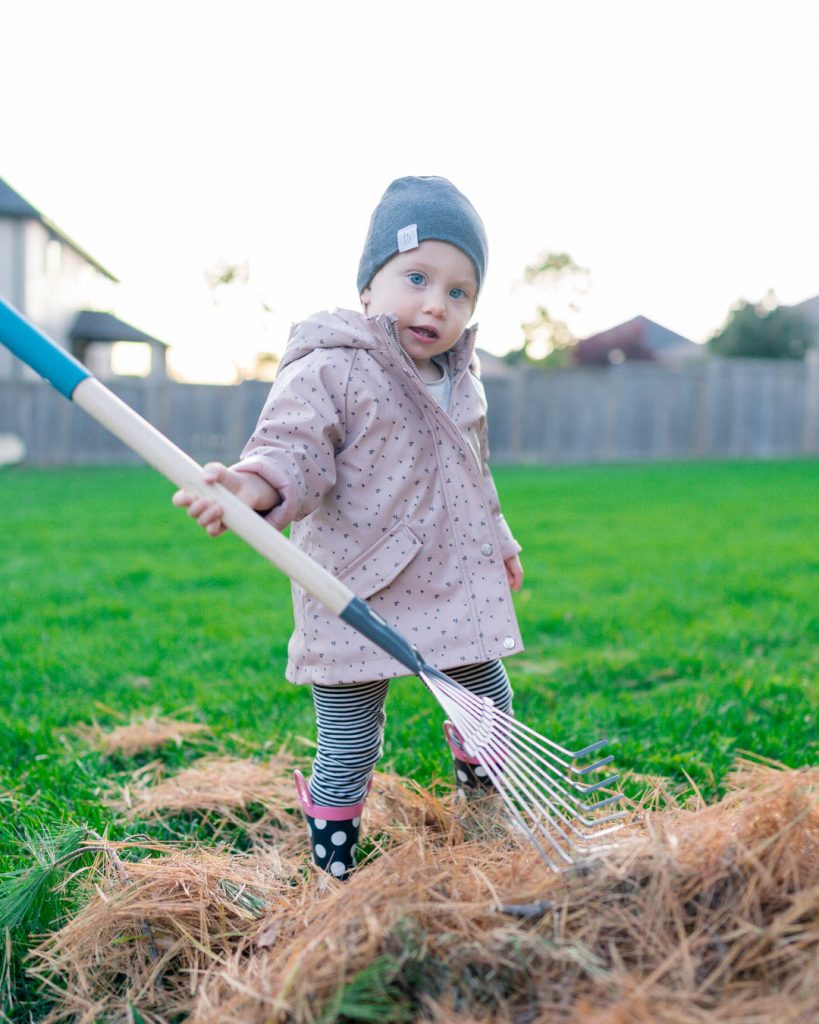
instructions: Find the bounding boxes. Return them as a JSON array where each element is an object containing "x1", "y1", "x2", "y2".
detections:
[{"x1": 1, "y1": 459, "x2": 817, "y2": 1016}]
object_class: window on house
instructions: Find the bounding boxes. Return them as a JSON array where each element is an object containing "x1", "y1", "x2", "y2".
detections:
[
  {"x1": 45, "y1": 239, "x2": 62, "y2": 275},
  {"x1": 111, "y1": 342, "x2": 152, "y2": 376}
]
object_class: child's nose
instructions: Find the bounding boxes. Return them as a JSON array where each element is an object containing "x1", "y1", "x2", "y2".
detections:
[{"x1": 423, "y1": 293, "x2": 446, "y2": 318}]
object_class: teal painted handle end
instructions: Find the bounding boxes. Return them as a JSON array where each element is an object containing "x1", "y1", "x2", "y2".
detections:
[{"x1": 0, "y1": 298, "x2": 92, "y2": 398}]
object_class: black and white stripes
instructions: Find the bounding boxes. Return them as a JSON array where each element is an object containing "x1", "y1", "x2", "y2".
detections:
[
  {"x1": 445, "y1": 660, "x2": 513, "y2": 714},
  {"x1": 308, "y1": 661, "x2": 513, "y2": 806},
  {"x1": 309, "y1": 677, "x2": 389, "y2": 806}
]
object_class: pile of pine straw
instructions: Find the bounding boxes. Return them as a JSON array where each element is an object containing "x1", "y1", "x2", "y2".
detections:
[
  {"x1": 71, "y1": 715, "x2": 210, "y2": 759},
  {"x1": 28, "y1": 751, "x2": 818, "y2": 1024}
]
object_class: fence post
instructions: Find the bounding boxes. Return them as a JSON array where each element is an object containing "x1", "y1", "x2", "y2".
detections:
[
  {"x1": 693, "y1": 359, "x2": 720, "y2": 458},
  {"x1": 803, "y1": 350, "x2": 819, "y2": 454},
  {"x1": 510, "y1": 368, "x2": 526, "y2": 461}
]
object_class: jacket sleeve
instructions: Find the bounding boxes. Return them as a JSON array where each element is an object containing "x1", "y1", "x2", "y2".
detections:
[
  {"x1": 478, "y1": 411, "x2": 522, "y2": 562},
  {"x1": 233, "y1": 350, "x2": 349, "y2": 531}
]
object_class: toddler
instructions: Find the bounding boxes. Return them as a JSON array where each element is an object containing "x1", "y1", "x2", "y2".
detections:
[{"x1": 174, "y1": 176, "x2": 524, "y2": 877}]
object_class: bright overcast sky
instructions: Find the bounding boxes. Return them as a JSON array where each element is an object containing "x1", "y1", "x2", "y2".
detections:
[{"x1": 3, "y1": 0, "x2": 818, "y2": 380}]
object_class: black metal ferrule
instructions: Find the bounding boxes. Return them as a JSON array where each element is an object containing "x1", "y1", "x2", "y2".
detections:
[{"x1": 339, "y1": 597, "x2": 424, "y2": 676}]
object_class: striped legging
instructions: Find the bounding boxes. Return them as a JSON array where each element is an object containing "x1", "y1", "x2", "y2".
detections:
[{"x1": 308, "y1": 659, "x2": 513, "y2": 806}]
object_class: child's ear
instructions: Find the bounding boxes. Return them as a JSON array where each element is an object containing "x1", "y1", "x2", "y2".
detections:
[{"x1": 360, "y1": 288, "x2": 371, "y2": 314}]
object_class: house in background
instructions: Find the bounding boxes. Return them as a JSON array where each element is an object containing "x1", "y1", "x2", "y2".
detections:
[
  {"x1": 573, "y1": 315, "x2": 704, "y2": 366},
  {"x1": 0, "y1": 176, "x2": 167, "y2": 381},
  {"x1": 788, "y1": 295, "x2": 819, "y2": 348}
]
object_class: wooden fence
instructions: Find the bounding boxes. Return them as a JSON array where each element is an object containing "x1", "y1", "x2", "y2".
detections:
[{"x1": 1, "y1": 357, "x2": 818, "y2": 467}]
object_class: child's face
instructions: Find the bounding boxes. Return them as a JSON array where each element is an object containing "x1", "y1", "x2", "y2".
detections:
[{"x1": 360, "y1": 240, "x2": 478, "y2": 374}]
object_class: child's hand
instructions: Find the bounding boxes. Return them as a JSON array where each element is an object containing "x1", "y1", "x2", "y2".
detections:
[
  {"x1": 504, "y1": 553, "x2": 524, "y2": 592},
  {"x1": 172, "y1": 462, "x2": 280, "y2": 537}
]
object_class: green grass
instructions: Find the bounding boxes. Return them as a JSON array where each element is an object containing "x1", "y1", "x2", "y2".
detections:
[
  {"x1": 0, "y1": 460, "x2": 817, "y2": 1016},
  {"x1": 2, "y1": 461, "x2": 816, "y2": 788}
]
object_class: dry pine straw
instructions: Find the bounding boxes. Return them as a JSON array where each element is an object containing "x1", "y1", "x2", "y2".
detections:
[
  {"x1": 26, "y1": 756, "x2": 819, "y2": 1024},
  {"x1": 71, "y1": 716, "x2": 210, "y2": 759}
]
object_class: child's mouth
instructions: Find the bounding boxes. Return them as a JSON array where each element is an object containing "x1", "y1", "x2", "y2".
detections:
[{"x1": 409, "y1": 326, "x2": 440, "y2": 341}]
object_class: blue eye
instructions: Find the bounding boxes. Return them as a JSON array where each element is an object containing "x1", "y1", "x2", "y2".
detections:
[
  {"x1": 450, "y1": 287, "x2": 467, "y2": 300},
  {"x1": 408, "y1": 272, "x2": 426, "y2": 286}
]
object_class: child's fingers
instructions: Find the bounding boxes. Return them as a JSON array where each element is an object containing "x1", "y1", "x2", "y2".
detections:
[
  {"x1": 171, "y1": 488, "x2": 192, "y2": 508},
  {"x1": 172, "y1": 462, "x2": 228, "y2": 510},
  {"x1": 199, "y1": 505, "x2": 227, "y2": 536},
  {"x1": 172, "y1": 465, "x2": 232, "y2": 538},
  {"x1": 505, "y1": 557, "x2": 524, "y2": 592},
  {"x1": 191, "y1": 497, "x2": 223, "y2": 524},
  {"x1": 202, "y1": 461, "x2": 228, "y2": 485}
]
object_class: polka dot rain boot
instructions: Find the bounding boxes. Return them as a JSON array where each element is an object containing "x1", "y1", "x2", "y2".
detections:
[
  {"x1": 294, "y1": 770, "x2": 363, "y2": 879},
  {"x1": 443, "y1": 721, "x2": 496, "y2": 799}
]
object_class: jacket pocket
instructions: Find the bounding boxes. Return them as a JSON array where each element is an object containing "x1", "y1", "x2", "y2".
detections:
[{"x1": 336, "y1": 523, "x2": 422, "y2": 600}]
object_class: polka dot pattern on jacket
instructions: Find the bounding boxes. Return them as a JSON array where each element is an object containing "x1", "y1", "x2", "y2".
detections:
[{"x1": 235, "y1": 308, "x2": 524, "y2": 685}]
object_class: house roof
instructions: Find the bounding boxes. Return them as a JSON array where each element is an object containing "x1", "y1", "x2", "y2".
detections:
[
  {"x1": 572, "y1": 315, "x2": 704, "y2": 366},
  {"x1": 790, "y1": 295, "x2": 819, "y2": 329},
  {"x1": 0, "y1": 178, "x2": 40, "y2": 218},
  {"x1": 69, "y1": 310, "x2": 167, "y2": 346},
  {"x1": 0, "y1": 177, "x2": 118, "y2": 282},
  {"x1": 475, "y1": 347, "x2": 514, "y2": 377},
  {"x1": 580, "y1": 315, "x2": 697, "y2": 353}
]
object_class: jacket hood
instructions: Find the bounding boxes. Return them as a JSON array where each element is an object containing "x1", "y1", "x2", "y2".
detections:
[{"x1": 279, "y1": 308, "x2": 480, "y2": 379}]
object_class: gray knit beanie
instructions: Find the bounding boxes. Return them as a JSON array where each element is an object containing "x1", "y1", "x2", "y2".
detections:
[{"x1": 357, "y1": 176, "x2": 487, "y2": 294}]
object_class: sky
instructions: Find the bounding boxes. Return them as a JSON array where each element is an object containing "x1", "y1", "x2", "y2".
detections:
[{"x1": 3, "y1": 0, "x2": 818, "y2": 381}]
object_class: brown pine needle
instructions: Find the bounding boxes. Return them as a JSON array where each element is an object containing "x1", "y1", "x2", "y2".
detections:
[{"x1": 21, "y1": 757, "x2": 818, "y2": 1024}]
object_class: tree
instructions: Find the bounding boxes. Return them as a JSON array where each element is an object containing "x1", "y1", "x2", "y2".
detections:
[
  {"x1": 708, "y1": 293, "x2": 812, "y2": 359},
  {"x1": 204, "y1": 259, "x2": 280, "y2": 380},
  {"x1": 506, "y1": 251, "x2": 589, "y2": 367}
]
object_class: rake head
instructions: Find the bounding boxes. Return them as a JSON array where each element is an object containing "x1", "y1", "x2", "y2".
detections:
[{"x1": 420, "y1": 663, "x2": 626, "y2": 872}]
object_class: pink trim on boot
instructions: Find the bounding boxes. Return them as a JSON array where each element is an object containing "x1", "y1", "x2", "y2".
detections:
[
  {"x1": 293, "y1": 770, "x2": 369, "y2": 821},
  {"x1": 444, "y1": 720, "x2": 511, "y2": 768},
  {"x1": 443, "y1": 721, "x2": 482, "y2": 765}
]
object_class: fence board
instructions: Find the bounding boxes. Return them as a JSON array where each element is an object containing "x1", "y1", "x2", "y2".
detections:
[{"x1": 1, "y1": 358, "x2": 817, "y2": 467}]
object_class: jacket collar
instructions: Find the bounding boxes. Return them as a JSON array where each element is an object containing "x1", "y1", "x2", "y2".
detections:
[
  {"x1": 279, "y1": 308, "x2": 480, "y2": 382},
  {"x1": 367, "y1": 312, "x2": 480, "y2": 383}
]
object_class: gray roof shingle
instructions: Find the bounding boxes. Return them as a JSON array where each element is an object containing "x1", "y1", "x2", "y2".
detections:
[
  {"x1": 0, "y1": 176, "x2": 118, "y2": 281},
  {"x1": 69, "y1": 310, "x2": 166, "y2": 346}
]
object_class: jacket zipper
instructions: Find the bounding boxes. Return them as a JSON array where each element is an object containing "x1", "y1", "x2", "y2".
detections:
[
  {"x1": 383, "y1": 317, "x2": 485, "y2": 478},
  {"x1": 384, "y1": 316, "x2": 455, "y2": 415}
]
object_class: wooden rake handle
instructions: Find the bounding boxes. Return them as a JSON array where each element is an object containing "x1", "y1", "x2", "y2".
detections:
[{"x1": 0, "y1": 298, "x2": 423, "y2": 675}]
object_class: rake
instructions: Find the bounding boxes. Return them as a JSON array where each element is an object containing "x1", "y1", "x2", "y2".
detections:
[{"x1": 0, "y1": 297, "x2": 625, "y2": 871}]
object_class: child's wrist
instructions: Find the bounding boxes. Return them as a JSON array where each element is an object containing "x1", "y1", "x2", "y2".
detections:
[
  {"x1": 248, "y1": 479, "x2": 280, "y2": 512},
  {"x1": 232, "y1": 466, "x2": 278, "y2": 511}
]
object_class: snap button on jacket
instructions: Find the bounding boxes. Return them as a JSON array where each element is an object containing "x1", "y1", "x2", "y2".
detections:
[{"x1": 236, "y1": 308, "x2": 523, "y2": 685}]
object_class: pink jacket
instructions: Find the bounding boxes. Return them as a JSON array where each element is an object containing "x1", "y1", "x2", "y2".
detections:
[{"x1": 236, "y1": 308, "x2": 523, "y2": 685}]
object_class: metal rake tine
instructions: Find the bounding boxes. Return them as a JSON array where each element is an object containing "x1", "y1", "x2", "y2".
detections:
[
  {"x1": 425, "y1": 671, "x2": 623, "y2": 818},
  {"x1": 565, "y1": 773, "x2": 622, "y2": 796},
  {"x1": 493, "y1": 742, "x2": 627, "y2": 834},
  {"x1": 424, "y1": 666, "x2": 617, "y2": 780},
  {"x1": 420, "y1": 667, "x2": 626, "y2": 861},
  {"x1": 426, "y1": 667, "x2": 622, "y2": 800},
  {"x1": 453, "y1": 700, "x2": 624, "y2": 819},
  {"x1": 419, "y1": 675, "x2": 582, "y2": 865},
  {"x1": 447, "y1": 710, "x2": 578, "y2": 868},
  {"x1": 450, "y1": 705, "x2": 621, "y2": 858},
  {"x1": 503, "y1": 717, "x2": 616, "y2": 777},
  {"x1": 455, "y1": 708, "x2": 626, "y2": 838},
  {"x1": 426, "y1": 671, "x2": 626, "y2": 840},
  {"x1": 496, "y1": 719, "x2": 622, "y2": 795},
  {"x1": 443, "y1": 694, "x2": 625, "y2": 845},
  {"x1": 498, "y1": 737, "x2": 625, "y2": 819},
  {"x1": 489, "y1": 708, "x2": 617, "y2": 776},
  {"x1": 440, "y1": 703, "x2": 574, "y2": 869},
  {"x1": 465, "y1": 694, "x2": 614, "y2": 764}
]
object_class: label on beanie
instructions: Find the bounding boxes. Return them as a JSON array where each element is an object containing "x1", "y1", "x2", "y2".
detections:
[{"x1": 397, "y1": 224, "x2": 419, "y2": 252}]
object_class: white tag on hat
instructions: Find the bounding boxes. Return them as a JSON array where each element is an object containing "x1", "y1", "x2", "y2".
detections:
[{"x1": 397, "y1": 224, "x2": 419, "y2": 252}]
